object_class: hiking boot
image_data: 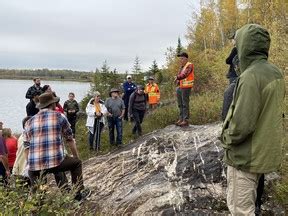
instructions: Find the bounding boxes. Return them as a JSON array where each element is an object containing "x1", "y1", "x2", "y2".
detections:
[
  {"x1": 75, "y1": 188, "x2": 91, "y2": 201},
  {"x1": 175, "y1": 119, "x2": 182, "y2": 126},
  {"x1": 179, "y1": 120, "x2": 189, "y2": 127}
]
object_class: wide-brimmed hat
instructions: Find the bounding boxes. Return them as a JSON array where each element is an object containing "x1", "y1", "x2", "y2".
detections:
[
  {"x1": 110, "y1": 88, "x2": 120, "y2": 94},
  {"x1": 36, "y1": 93, "x2": 60, "y2": 109},
  {"x1": 109, "y1": 88, "x2": 120, "y2": 97}
]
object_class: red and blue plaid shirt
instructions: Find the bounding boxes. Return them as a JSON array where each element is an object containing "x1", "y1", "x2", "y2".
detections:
[{"x1": 23, "y1": 109, "x2": 73, "y2": 171}]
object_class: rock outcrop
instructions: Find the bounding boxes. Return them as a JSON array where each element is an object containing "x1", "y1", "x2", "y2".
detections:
[
  {"x1": 83, "y1": 124, "x2": 229, "y2": 215},
  {"x1": 82, "y1": 123, "x2": 284, "y2": 215}
]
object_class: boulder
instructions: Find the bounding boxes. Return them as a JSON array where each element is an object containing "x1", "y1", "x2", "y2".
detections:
[
  {"x1": 82, "y1": 123, "x2": 285, "y2": 215},
  {"x1": 83, "y1": 123, "x2": 229, "y2": 215}
]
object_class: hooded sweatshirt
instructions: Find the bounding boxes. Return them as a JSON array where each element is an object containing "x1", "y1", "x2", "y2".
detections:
[{"x1": 221, "y1": 24, "x2": 285, "y2": 173}]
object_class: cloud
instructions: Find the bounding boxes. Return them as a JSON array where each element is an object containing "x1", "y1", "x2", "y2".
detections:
[{"x1": 0, "y1": 0, "x2": 196, "y2": 72}]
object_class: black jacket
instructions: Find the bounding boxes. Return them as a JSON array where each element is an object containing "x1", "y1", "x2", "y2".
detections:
[
  {"x1": 26, "y1": 100, "x2": 39, "y2": 116},
  {"x1": 221, "y1": 81, "x2": 236, "y2": 121},
  {"x1": 25, "y1": 85, "x2": 43, "y2": 100},
  {"x1": 225, "y1": 47, "x2": 238, "y2": 79}
]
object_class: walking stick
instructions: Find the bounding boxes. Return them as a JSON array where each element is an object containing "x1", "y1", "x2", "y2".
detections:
[
  {"x1": 96, "y1": 118, "x2": 101, "y2": 152},
  {"x1": 92, "y1": 114, "x2": 98, "y2": 151}
]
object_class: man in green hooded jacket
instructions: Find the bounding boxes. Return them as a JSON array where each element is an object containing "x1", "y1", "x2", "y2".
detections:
[{"x1": 221, "y1": 24, "x2": 285, "y2": 215}]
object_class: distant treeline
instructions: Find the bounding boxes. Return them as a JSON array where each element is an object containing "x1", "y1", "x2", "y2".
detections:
[{"x1": 0, "y1": 69, "x2": 94, "y2": 82}]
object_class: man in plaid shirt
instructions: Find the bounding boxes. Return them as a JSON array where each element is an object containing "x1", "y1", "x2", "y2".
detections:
[{"x1": 24, "y1": 93, "x2": 90, "y2": 201}]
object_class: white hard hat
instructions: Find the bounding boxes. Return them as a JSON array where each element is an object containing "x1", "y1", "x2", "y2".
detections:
[{"x1": 127, "y1": 75, "x2": 132, "y2": 79}]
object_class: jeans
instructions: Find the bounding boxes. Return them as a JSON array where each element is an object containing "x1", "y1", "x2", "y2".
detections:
[
  {"x1": 28, "y1": 156, "x2": 84, "y2": 194},
  {"x1": 132, "y1": 109, "x2": 145, "y2": 135},
  {"x1": 176, "y1": 87, "x2": 191, "y2": 121},
  {"x1": 107, "y1": 116, "x2": 123, "y2": 145}
]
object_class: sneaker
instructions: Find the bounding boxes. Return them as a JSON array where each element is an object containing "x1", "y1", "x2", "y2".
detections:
[{"x1": 75, "y1": 188, "x2": 91, "y2": 201}]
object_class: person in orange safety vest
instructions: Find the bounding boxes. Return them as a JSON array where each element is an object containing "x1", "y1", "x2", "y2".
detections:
[
  {"x1": 145, "y1": 77, "x2": 160, "y2": 109},
  {"x1": 174, "y1": 52, "x2": 194, "y2": 127}
]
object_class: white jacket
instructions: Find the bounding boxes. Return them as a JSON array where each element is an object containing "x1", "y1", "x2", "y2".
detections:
[
  {"x1": 86, "y1": 98, "x2": 108, "y2": 127},
  {"x1": 12, "y1": 134, "x2": 27, "y2": 176}
]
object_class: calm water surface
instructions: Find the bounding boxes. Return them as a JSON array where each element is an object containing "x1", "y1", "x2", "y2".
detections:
[{"x1": 0, "y1": 79, "x2": 91, "y2": 133}]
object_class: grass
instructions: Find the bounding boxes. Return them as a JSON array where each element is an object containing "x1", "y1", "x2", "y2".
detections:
[
  {"x1": 75, "y1": 91, "x2": 223, "y2": 160},
  {"x1": 1, "y1": 87, "x2": 286, "y2": 214}
]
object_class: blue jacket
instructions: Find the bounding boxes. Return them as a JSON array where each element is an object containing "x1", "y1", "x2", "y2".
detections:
[{"x1": 122, "y1": 81, "x2": 136, "y2": 103}]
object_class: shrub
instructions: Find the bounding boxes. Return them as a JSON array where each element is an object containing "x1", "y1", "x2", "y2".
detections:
[{"x1": 0, "y1": 177, "x2": 92, "y2": 215}]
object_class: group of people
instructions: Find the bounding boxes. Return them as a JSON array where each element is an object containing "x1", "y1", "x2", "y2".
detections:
[
  {"x1": 85, "y1": 75, "x2": 161, "y2": 151},
  {"x1": 25, "y1": 78, "x2": 80, "y2": 136},
  {"x1": 0, "y1": 124, "x2": 18, "y2": 186},
  {"x1": 0, "y1": 23, "x2": 284, "y2": 214},
  {"x1": 0, "y1": 78, "x2": 92, "y2": 201},
  {"x1": 0, "y1": 74, "x2": 162, "y2": 201}
]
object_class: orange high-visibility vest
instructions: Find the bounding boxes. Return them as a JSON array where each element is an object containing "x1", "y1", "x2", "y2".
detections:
[
  {"x1": 145, "y1": 83, "x2": 160, "y2": 105},
  {"x1": 180, "y1": 62, "x2": 194, "y2": 89}
]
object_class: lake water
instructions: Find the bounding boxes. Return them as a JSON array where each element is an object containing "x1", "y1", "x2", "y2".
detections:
[{"x1": 0, "y1": 79, "x2": 91, "y2": 133}]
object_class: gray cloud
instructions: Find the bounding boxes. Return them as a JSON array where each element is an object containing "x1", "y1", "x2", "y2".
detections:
[{"x1": 0, "y1": 0, "x2": 198, "y2": 72}]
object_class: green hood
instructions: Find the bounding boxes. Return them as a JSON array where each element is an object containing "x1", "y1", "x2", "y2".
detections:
[
  {"x1": 221, "y1": 24, "x2": 285, "y2": 173},
  {"x1": 236, "y1": 24, "x2": 271, "y2": 73}
]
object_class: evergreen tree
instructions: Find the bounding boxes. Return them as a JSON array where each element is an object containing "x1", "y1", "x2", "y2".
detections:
[
  {"x1": 132, "y1": 56, "x2": 142, "y2": 74},
  {"x1": 101, "y1": 60, "x2": 110, "y2": 73},
  {"x1": 176, "y1": 37, "x2": 183, "y2": 55},
  {"x1": 155, "y1": 71, "x2": 163, "y2": 84},
  {"x1": 92, "y1": 61, "x2": 122, "y2": 97},
  {"x1": 149, "y1": 60, "x2": 160, "y2": 76},
  {"x1": 132, "y1": 56, "x2": 144, "y2": 85}
]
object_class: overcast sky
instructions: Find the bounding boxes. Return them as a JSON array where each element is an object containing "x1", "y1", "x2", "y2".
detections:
[{"x1": 0, "y1": 0, "x2": 199, "y2": 72}]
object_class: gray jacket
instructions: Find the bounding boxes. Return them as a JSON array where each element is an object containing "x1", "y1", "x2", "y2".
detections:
[{"x1": 128, "y1": 92, "x2": 147, "y2": 115}]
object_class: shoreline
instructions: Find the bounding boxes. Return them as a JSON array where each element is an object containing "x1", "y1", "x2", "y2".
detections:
[{"x1": 0, "y1": 76, "x2": 92, "y2": 83}]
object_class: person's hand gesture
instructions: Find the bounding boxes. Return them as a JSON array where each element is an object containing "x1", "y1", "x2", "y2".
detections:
[
  {"x1": 96, "y1": 112, "x2": 102, "y2": 117},
  {"x1": 5, "y1": 170, "x2": 10, "y2": 177}
]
